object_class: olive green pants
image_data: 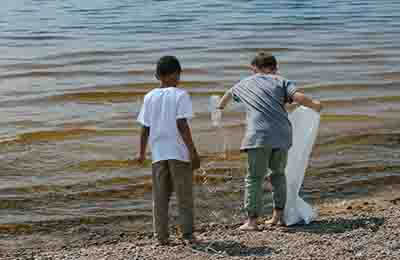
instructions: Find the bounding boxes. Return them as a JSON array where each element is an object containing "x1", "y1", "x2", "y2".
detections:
[
  {"x1": 152, "y1": 160, "x2": 193, "y2": 241},
  {"x1": 244, "y1": 146, "x2": 288, "y2": 218}
]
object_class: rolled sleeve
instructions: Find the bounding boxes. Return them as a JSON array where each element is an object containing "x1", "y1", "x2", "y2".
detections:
[
  {"x1": 177, "y1": 92, "x2": 193, "y2": 119},
  {"x1": 284, "y1": 80, "x2": 298, "y2": 104},
  {"x1": 231, "y1": 83, "x2": 242, "y2": 103}
]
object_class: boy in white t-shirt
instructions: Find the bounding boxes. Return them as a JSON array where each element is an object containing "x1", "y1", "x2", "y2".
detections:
[{"x1": 137, "y1": 56, "x2": 200, "y2": 245}]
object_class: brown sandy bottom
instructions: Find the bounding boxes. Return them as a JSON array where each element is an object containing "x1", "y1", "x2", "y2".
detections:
[{"x1": 1, "y1": 191, "x2": 399, "y2": 260}]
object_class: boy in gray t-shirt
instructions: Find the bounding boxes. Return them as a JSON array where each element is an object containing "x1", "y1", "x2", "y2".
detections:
[{"x1": 217, "y1": 52, "x2": 322, "y2": 230}]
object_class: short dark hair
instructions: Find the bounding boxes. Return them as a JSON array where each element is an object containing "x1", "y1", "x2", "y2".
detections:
[
  {"x1": 251, "y1": 52, "x2": 277, "y2": 70},
  {"x1": 155, "y1": 56, "x2": 182, "y2": 78}
]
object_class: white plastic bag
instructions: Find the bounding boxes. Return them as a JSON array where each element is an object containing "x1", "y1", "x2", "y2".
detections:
[{"x1": 284, "y1": 106, "x2": 320, "y2": 226}]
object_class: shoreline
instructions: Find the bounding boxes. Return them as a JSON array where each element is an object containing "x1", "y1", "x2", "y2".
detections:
[
  {"x1": 1, "y1": 101, "x2": 399, "y2": 260},
  {"x1": 1, "y1": 189, "x2": 399, "y2": 260},
  {"x1": 1, "y1": 119, "x2": 399, "y2": 259}
]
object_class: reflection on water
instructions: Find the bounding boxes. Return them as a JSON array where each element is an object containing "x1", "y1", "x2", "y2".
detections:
[{"x1": 1, "y1": 0, "x2": 400, "y2": 229}]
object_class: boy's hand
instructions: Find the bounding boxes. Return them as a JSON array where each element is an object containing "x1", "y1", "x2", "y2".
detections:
[
  {"x1": 191, "y1": 152, "x2": 201, "y2": 170},
  {"x1": 177, "y1": 118, "x2": 200, "y2": 170},
  {"x1": 313, "y1": 101, "x2": 323, "y2": 113},
  {"x1": 217, "y1": 91, "x2": 233, "y2": 110},
  {"x1": 138, "y1": 126, "x2": 149, "y2": 165},
  {"x1": 136, "y1": 154, "x2": 146, "y2": 165},
  {"x1": 292, "y1": 92, "x2": 323, "y2": 113}
]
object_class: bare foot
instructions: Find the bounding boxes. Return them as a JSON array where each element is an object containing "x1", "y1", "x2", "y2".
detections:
[
  {"x1": 265, "y1": 208, "x2": 285, "y2": 226},
  {"x1": 156, "y1": 239, "x2": 169, "y2": 246},
  {"x1": 239, "y1": 222, "x2": 259, "y2": 231},
  {"x1": 265, "y1": 217, "x2": 279, "y2": 226},
  {"x1": 181, "y1": 236, "x2": 201, "y2": 245},
  {"x1": 265, "y1": 218, "x2": 286, "y2": 227}
]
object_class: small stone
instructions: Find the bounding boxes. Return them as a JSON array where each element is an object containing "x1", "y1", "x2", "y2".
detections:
[
  {"x1": 390, "y1": 242, "x2": 400, "y2": 250},
  {"x1": 209, "y1": 222, "x2": 218, "y2": 228}
]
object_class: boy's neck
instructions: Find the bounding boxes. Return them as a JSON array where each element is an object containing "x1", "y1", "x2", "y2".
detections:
[
  {"x1": 254, "y1": 67, "x2": 277, "y2": 75},
  {"x1": 159, "y1": 83, "x2": 177, "y2": 88},
  {"x1": 159, "y1": 81, "x2": 178, "y2": 88}
]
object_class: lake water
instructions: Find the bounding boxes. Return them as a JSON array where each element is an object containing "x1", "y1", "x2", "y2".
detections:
[{"x1": 1, "y1": 0, "x2": 400, "y2": 229}]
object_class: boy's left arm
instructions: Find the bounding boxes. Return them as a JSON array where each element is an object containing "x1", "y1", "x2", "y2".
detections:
[
  {"x1": 176, "y1": 92, "x2": 200, "y2": 170},
  {"x1": 177, "y1": 119, "x2": 200, "y2": 170},
  {"x1": 292, "y1": 92, "x2": 322, "y2": 112},
  {"x1": 217, "y1": 89, "x2": 233, "y2": 110},
  {"x1": 284, "y1": 79, "x2": 322, "y2": 112},
  {"x1": 218, "y1": 79, "x2": 244, "y2": 110}
]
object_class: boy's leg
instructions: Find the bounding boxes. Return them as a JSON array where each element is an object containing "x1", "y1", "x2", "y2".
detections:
[
  {"x1": 266, "y1": 148, "x2": 288, "y2": 224},
  {"x1": 168, "y1": 160, "x2": 194, "y2": 239},
  {"x1": 244, "y1": 147, "x2": 270, "y2": 219},
  {"x1": 152, "y1": 161, "x2": 173, "y2": 242}
]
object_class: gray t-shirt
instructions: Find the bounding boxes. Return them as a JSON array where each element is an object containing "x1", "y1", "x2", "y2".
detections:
[{"x1": 231, "y1": 73, "x2": 298, "y2": 150}]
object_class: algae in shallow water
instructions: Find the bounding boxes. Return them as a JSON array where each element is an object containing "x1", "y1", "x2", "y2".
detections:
[
  {"x1": 320, "y1": 132, "x2": 400, "y2": 149},
  {"x1": 8, "y1": 128, "x2": 139, "y2": 144},
  {"x1": 0, "y1": 224, "x2": 33, "y2": 234},
  {"x1": 321, "y1": 114, "x2": 380, "y2": 122},
  {"x1": 306, "y1": 163, "x2": 400, "y2": 177}
]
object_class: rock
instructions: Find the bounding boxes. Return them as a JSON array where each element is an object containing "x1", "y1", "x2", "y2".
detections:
[{"x1": 389, "y1": 242, "x2": 400, "y2": 250}]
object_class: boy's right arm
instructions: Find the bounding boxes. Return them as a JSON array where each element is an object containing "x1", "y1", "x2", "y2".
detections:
[
  {"x1": 177, "y1": 118, "x2": 200, "y2": 170},
  {"x1": 292, "y1": 92, "x2": 323, "y2": 112},
  {"x1": 137, "y1": 94, "x2": 151, "y2": 164},
  {"x1": 217, "y1": 90, "x2": 233, "y2": 110},
  {"x1": 138, "y1": 126, "x2": 150, "y2": 164}
]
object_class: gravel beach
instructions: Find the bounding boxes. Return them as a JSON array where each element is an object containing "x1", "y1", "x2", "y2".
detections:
[{"x1": 1, "y1": 192, "x2": 399, "y2": 260}]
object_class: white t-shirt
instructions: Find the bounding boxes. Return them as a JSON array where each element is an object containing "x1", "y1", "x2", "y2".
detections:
[{"x1": 137, "y1": 87, "x2": 193, "y2": 163}]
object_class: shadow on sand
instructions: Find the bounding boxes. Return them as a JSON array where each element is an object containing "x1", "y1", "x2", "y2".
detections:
[
  {"x1": 191, "y1": 240, "x2": 272, "y2": 257},
  {"x1": 283, "y1": 216, "x2": 384, "y2": 234},
  {"x1": 189, "y1": 216, "x2": 384, "y2": 257}
]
